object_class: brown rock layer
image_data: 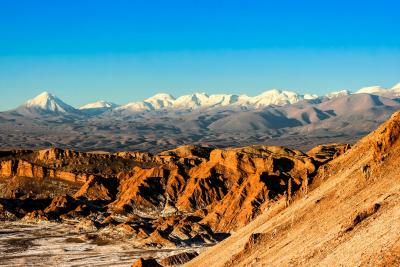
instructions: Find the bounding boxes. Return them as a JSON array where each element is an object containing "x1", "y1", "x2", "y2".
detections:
[
  {"x1": 186, "y1": 111, "x2": 400, "y2": 267},
  {"x1": 0, "y1": 143, "x2": 345, "y2": 248},
  {"x1": 160, "y1": 251, "x2": 199, "y2": 266}
]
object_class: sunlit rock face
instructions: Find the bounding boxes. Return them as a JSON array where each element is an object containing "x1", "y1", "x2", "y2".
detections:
[{"x1": 0, "y1": 143, "x2": 347, "y2": 250}]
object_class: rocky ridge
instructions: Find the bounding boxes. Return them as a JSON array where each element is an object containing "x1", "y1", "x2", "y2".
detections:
[
  {"x1": 186, "y1": 111, "x2": 400, "y2": 266},
  {"x1": 0, "y1": 143, "x2": 348, "y2": 265}
]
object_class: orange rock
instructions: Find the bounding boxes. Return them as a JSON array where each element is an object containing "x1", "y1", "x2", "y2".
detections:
[
  {"x1": 307, "y1": 143, "x2": 351, "y2": 164},
  {"x1": 74, "y1": 175, "x2": 114, "y2": 200},
  {"x1": 23, "y1": 210, "x2": 48, "y2": 222},
  {"x1": 187, "y1": 111, "x2": 400, "y2": 267},
  {"x1": 160, "y1": 251, "x2": 199, "y2": 266},
  {"x1": 0, "y1": 142, "x2": 344, "y2": 248},
  {"x1": 44, "y1": 195, "x2": 77, "y2": 215},
  {"x1": 0, "y1": 160, "x2": 14, "y2": 177}
]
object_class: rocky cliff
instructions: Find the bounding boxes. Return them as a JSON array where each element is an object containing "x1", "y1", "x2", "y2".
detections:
[
  {"x1": 0, "y1": 143, "x2": 348, "y2": 247},
  {"x1": 186, "y1": 111, "x2": 400, "y2": 267}
]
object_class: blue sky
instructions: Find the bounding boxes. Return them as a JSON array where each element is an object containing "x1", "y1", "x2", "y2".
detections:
[{"x1": 0, "y1": 0, "x2": 399, "y2": 110}]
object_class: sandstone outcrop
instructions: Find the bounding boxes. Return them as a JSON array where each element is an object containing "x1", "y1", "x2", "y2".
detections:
[
  {"x1": 110, "y1": 145, "x2": 318, "y2": 233},
  {"x1": 74, "y1": 175, "x2": 118, "y2": 201},
  {"x1": 307, "y1": 143, "x2": 351, "y2": 164},
  {"x1": 186, "y1": 111, "x2": 400, "y2": 267},
  {"x1": 0, "y1": 147, "x2": 146, "y2": 181},
  {"x1": 0, "y1": 142, "x2": 346, "y2": 250},
  {"x1": 0, "y1": 159, "x2": 92, "y2": 183},
  {"x1": 160, "y1": 251, "x2": 199, "y2": 266}
]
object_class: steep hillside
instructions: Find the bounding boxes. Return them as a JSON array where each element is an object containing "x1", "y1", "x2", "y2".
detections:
[{"x1": 186, "y1": 111, "x2": 400, "y2": 266}]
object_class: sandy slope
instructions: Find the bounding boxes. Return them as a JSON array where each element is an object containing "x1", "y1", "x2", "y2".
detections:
[{"x1": 186, "y1": 112, "x2": 400, "y2": 266}]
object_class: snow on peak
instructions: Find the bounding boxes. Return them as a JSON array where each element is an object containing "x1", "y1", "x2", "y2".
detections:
[
  {"x1": 171, "y1": 93, "x2": 209, "y2": 109},
  {"x1": 25, "y1": 91, "x2": 53, "y2": 107},
  {"x1": 208, "y1": 94, "x2": 239, "y2": 106},
  {"x1": 19, "y1": 83, "x2": 399, "y2": 115},
  {"x1": 118, "y1": 89, "x2": 309, "y2": 113},
  {"x1": 325, "y1": 90, "x2": 351, "y2": 99},
  {"x1": 248, "y1": 89, "x2": 301, "y2": 107},
  {"x1": 117, "y1": 101, "x2": 154, "y2": 112},
  {"x1": 24, "y1": 91, "x2": 75, "y2": 113},
  {"x1": 146, "y1": 93, "x2": 175, "y2": 100},
  {"x1": 79, "y1": 100, "x2": 118, "y2": 110},
  {"x1": 356, "y1": 86, "x2": 386, "y2": 95},
  {"x1": 355, "y1": 83, "x2": 400, "y2": 97},
  {"x1": 391, "y1": 83, "x2": 400, "y2": 92},
  {"x1": 145, "y1": 93, "x2": 176, "y2": 109},
  {"x1": 303, "y1": 94, "x2": 319, "y2": 100}
]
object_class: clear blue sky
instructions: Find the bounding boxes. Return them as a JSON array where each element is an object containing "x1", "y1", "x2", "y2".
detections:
[{"x1": 0, "y1": 0, "x2": 399, "y2": 110}]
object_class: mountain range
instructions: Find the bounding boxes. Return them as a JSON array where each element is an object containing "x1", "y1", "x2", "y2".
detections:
[
  {"x1": 8, "y1": 83, "x2": 400, "y2": 115},
  {"x1": 1, "y1": 85, "x2": 400, "y2": 266},
  {"x1": 0, "y1": 83, "x2": 399, "y2": 153}
]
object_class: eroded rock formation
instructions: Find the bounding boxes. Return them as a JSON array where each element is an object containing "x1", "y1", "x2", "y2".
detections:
[
  {"x1": 0, "y1": 143, "x2": 348, "y2": 265},
  {"x1": 186, "y1": 111, "x2": 400, "y2": 267}
]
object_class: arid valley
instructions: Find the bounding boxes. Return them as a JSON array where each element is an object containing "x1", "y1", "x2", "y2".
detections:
[
  {"x1": 1, "y1": 109, "x2": 400, "y2": 266},
  {"x1": 1, "y1": 1, "x2": 399, "y2": 266}
]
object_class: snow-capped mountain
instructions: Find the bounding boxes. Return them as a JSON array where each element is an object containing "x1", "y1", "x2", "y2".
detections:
[
  {"x1": 79, "y1": 100, "x2": 118, "y2": 110},
  {"x1": 173, "y1": 93, "x2": 212, "y2": 109},
  {"x1": 325, "y1": 90, "x2": 351, "y2": 99},
  {"x1": 10, "y1": 82, "x2": 400, "y2": 116},
  {"x1": 236, "y1": 90, "x2": 302, "y2": 107},
  {"x1": 21, "y1": 91, "x2": 76, "y2": 114},
  {"x1": 144, "y1": 93, "x2": 175, "y2": 109},
  {"x1": 355, "y1": 84, "x2": 400, "y2": 97},
  {"x1": 170, "y1": 92, "x2": 242, "y2": 109},
  {"x1": 304, "y1": 93, "x2": 319, "y2": 100},
  {"x1": 391, "y1": 83, "x2": 400, "y2": 93},
  {"x1": 118, "y1": 101, "x2": 155, "y2": 112},
  {"x1": 117, "y1": 89, "x2": 320, "y2": 112},
  {"x1": 356, "y1": 86, "x2": 387, "y2": 95}
]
